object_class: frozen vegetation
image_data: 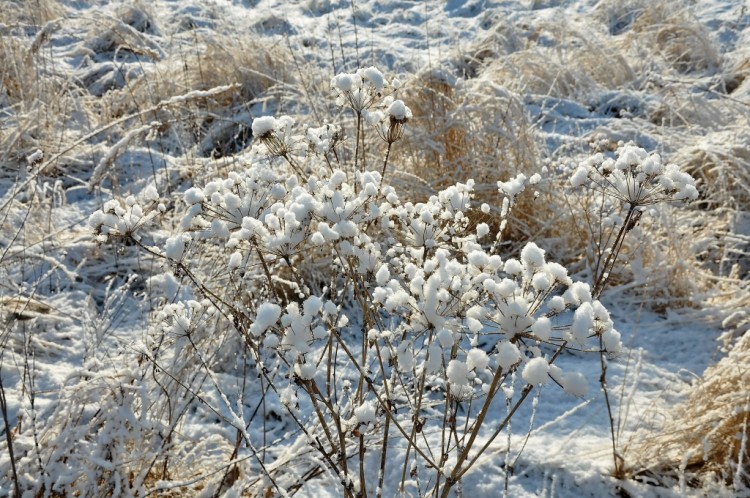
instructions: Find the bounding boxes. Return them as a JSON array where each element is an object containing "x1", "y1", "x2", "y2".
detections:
[{"x1": 1, "y1": 0, "x2": 749, "y2": 497}]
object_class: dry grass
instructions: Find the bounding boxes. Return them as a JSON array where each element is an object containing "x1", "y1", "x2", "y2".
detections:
[
  {"x1": 481, "y1": 20, "x2": 639, "y2": 99},
  {"x1": 482, "y1": 49, "x2": 595, "y2": 98},
  {"x1": 627, "y1": 209, "x2": 721, "y2": 310},
  {"x1": 672, "y1": 130, "x2": 750, "y2": 211},
  {"x1": 394, "y1": 69, "x2": 555, "y2": 245},
  {"x1": 118, "y1": 33, "x2": 290, "y2": 112},
  {"x1": 98, "y1": 31, "x2": 292, "y2": 161},
  {"x1": 629, "y1": 330, "x2": 750, "y2": 490},
  {"x1": 628, "y1": 4, "x2": 720, "y2": 75},
  {"x1": 0, "y1": 0, "x2": 64, "y2": 26},
  {"x1": 0, "y1": 31, "x2": 81, "y2": 176},
  {"x1": 593, "y1": 0, "x2": 722, "y2": 75}
]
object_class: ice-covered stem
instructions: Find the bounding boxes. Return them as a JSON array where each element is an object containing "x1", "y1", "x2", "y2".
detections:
[
  {"x1": 442, "y1": 356, "x2": 513, "y2": 492},
  {"x1": 356, "y1": 110, "x2": 366, "y2": 173},
  {"x1": 376, "y1": 397, "x2": 391, "y2": 498},
  {"x1": 359, "y1": 433, "x2": 367, "y2": 498},
  {"x1": 600, "y1": 334, "x2": 625, "y2": 477},
  {"x1": 256, "y1": 246, "x2": 281, "y2": 302},
  {"x1": 371, "y1": 339, "x2": 397, "y2": 498},
  {"x1": 442, "y1": 349, "x2": 546, "y2": 495},
  {"x1": 591, "y1": 204, "x2": 638, "y2": 478},
  {"x1": 439, "y1": 342, "x2": 570, "y2": 498},
  {"x1": 380, "y1": 141, "x2": 392, "y2": 187}
]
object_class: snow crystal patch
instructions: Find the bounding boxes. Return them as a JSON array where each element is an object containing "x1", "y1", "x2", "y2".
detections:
[
  {"x1": 521, "y1": 242, "x2": 546, "y2": 268},
  {"x1": 466, "y1": 348, "x2": 488, "y2": 371},
  {"x1": 571, "y1": 302, "x2": 595, "y2": 344},
  {"x1": 602, "y1": 328, "x2": 622, "y2": 353},
  {"x1": 437, "y1": 328, "x2": 454, "y2": 348},
  {"x1": 561, "y1": 371, "x2": 588, "y2": 397},
  {"x1": 522, "y1": 357, "x2": 549, "y2": 385},
  {"x1": 570, "y1": 166, "x2": 589, "y2": 188},
  {"x1": 496, "y1": 340, "x2": 521, "y2": 370},
  {"x1": 354, "y1": 401, "x2": 377, "y2": 424},
  {"x1": 251, "y1": 116, "x2": 277, "y2": 136},
  {"x1": 183, "y1": 187, "x2": 204, "y2": 205},
  {"x1": 530, "y1": 316, "x2": 552, "y2": 341},
  {"x1": 251, "y1": 303, "x2": 281, "y2": 336},
  {"x1": 387, "y1": 99, "x2": 412, "y2": 121},
  {"x1": 361, "y1": 66, "x2": 385, "y2": 91},
  {"x1": 164, "y1": 234, "x2": 189, "y2": 260}
]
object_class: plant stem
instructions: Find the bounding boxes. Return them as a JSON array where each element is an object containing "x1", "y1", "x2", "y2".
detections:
[
  {"x1": 0, "y1": 372, "x2": 20, "y2": 498},
  {"x1": 439, "y1": 342, "x2": 569, "y2": 497},
  {"x1": 600, "y1": 335, "x2": 624, "y2": 476},
  {"x1": 592, "y1": 205, "x2": 638, "y2": 479},
  {"x1": 380, "y1": 141, "x2": 392, "y2": 187},
  {"x1": 592, "y1": 206, "x2": 637, "y2": 299}
]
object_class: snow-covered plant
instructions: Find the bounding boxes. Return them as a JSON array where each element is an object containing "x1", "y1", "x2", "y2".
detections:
[
  {"x1": 88, "y1": 184, "x2": 165, "y2": 244},
  {"x1": 161, "y1": 155, "x2": 624, "y2": 496},
  {"x1": 569, "y1": 144, "x2": 699, "y2": 297},
  {"x1": 569, "y1": 143, "x2": 699, "y2": 476},
  {"x1": 81, "y1": 68, "x2": 638, "y2": 497},
  {"x1": 78, "y1": 65, "x2": 705, "y2": 497},
  {"x1": 331, "y1": 66, "x2": 409, "y2": 175}
]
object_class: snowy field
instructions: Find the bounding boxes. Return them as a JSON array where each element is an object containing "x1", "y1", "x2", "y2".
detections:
[{"x1": 1, "y1": 0, "x2": 749, "y2": 497}]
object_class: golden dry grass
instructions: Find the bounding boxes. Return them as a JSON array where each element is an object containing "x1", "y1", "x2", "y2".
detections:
[
  {"x1": 0, "y1": 0, "x2": 64, "y2": 26},
  {"x1": 393, "y1": 69, "x2": 555, "y2": 245},
  {"x1": 628, "y1": 330, "x2": 750, "y2": 489},
  {"x1": 672, "y1": 130, "x2": 750, "y2": 211}
]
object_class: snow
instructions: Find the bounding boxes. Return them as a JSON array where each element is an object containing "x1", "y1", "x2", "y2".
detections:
[
  {"x1": 467, "y1": 348, "x2": 489, "y2": 371},
  {"x1": 570, "y1": 165, "x2": 589, "y2": 188},
  {"x1": 559, "y1": 371, "x2": 588, "y2": 397},
  {"x1": 387, "y1": 99, "x2": 412, "y2": 121},
  {"x1": 1, "y1": 0, "x2": 747, "y2": 497},
  {"x1": 164, "y1": 234, "x2": 189, "y2": 260},
  {"x1": 503, "y1": 258, "x2": 523, "y2": 275},
  {"x1": 183, "y1": 187, "x2": 204, "y2": 205},
  {"x1": 251, "y1": 115, "x2": 277, "y2": 136},
  {"x1": 354, "y1": 401, "x2": 377, "y2": 424},
  {"x1": 496, "y1": 340, "x2": 522, "y2": 370},
  {"x1": 251, "y1": 303, "x2": 282, "y2": 337},
  {"x1": 522, "y1": 357, "x2": 550, "y2": 386},
  {"x1": 521, "y1": 242, "x2": 546, "y2": 268},
  {"x1": 361, "y1": 67, "x2": 385, "y2": 91},
  {"x1": 531, "y1": 316, "x2": 552, "y2": 342}
]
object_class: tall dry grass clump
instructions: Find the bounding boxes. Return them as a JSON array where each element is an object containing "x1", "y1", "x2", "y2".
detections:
[
  {"x1": 0, "y1": 0, "x2": 63, "y2": 26},
  {"x1": 671, "y1": 130, "x2": 750, "y2": 211},
  {"x1": 629, "y1": 330, "x2": 750, "y2": 491},
  {"x1": 395, "y1": 69, "x2": 553, "y2": 246},
  {"x1": 107, "y1": 32, "x2": 292, "y2": 157},
  {"x1": 0, "y1": 15, "x2": 83, "y2": 176}
]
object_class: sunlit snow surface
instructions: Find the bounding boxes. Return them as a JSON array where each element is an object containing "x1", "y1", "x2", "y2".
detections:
[{"x1": 1, "y1": 0, "x2": 748, "y2": 496}]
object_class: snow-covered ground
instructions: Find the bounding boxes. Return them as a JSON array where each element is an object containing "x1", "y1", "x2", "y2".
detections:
[{"x1": 1, "y1": 0, "x2": 748, "y2": 496}]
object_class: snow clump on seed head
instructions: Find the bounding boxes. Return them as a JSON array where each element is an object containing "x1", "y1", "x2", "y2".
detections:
[{"x1": 570, "y1": 144, "x2": 699, "y2": 205}]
